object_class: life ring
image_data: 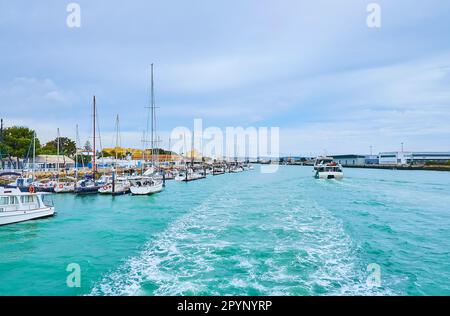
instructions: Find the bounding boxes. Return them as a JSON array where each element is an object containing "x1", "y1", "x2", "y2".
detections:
[
  {"x1": 59, "y1": 184, "x2": 63, "y2": 189},
  {"x1": 28, "y1": 186, "x2": 35, "y2": 194}
]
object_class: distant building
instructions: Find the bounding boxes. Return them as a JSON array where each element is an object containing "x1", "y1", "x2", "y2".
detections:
[
  {"x1": 365, "y1": 155, "x2": 380, "y2": 165},
  {"x1": 379, "y1": 152, "x2": 450, "y2": 165},
  {"x1": 332, "y1": 155, "x2": 366, "y2": 166},
  {"x1": 24, "y1": 155, "x2": 75, "y2": 171},
  {"x1": 0, "y1": 157, "x2": 24, "y2": 170}
]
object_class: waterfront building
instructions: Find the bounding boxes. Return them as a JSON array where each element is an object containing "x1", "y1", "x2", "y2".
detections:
[
  {"x1": 25, "y1": 155, "x2": 75, "y2": 171},
  {"x1": 379, "y1": 152, "x2": 450, "y2": 165},
  {"x1": 0, "y1": 157, "x2": 24, "y2": 171},
  {"x1": 332, "y1": 154, "x2": 366, "y2": 166},
  {"x1": 365, "y1": 155, "x2": 380, "y2": 165}
]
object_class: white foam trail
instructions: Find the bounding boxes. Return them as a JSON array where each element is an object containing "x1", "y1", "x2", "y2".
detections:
[
  {"x1": 90, "y1": 190, "x2": 238, "y2": 296},
  {"x1": 90, "y1": 175, "x2": 397, "y2": 296}
]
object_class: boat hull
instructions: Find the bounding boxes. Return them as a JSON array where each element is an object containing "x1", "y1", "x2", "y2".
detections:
[
  {"x1": 74, "y1": 186, "x2": 101, "y2": 195},
  {"x1": 130, "y1": 183, "x2": 163, "y2": 195},
  {"x1": 98, "y1": 183, "x2": 130, "y2": 195},
  {"x1": 315, "y1": 171, "x2": 344, "y2": 180},
  {"x1": 181, "y1": 175, "x2": 206, "y2": 182},
  {"x1": 54, "y1": 185, "x2": 75, "y2": 193},
  {"x1": 0, "y1": 207, "x2": 55, "y2": 226}
]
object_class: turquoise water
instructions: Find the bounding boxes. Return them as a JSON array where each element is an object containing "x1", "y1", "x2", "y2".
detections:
[{"x1": 0, "y1": 166, "x2": 449, "y2": 296}]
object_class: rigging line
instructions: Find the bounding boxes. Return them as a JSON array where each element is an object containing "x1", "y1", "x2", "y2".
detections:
[
  {"x1": 75, "y1": 124, "x2": 85, "y2": 168},
  {"x1": 25, "y1": 134, "x2": 33, "y2": 164}
]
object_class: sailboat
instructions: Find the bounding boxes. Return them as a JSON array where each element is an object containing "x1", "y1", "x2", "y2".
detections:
[
  {"x1": 130, "y1": 64, "x2": 164, "y2": 195},
  {"x1": 179, "y1": 131, "x2": 206, "y2": 182},
  {"x1": 55, "y1": 125, "x2": 81, "y2": 193},
  {"x1": 8, "y1": 131, "x2": 36, "y2": 192},
  {"x1": 98, "y1": 115, "x2": 131, "y2": 195},
  {"x1": 35, "y1": 128, "x2": 62, "y2": 193},
  {"x1": 75, "y1": 96, "x2": 106, "y2": 194}
]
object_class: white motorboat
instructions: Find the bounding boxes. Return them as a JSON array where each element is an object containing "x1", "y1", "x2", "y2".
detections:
[
  {"x1": 313, "y1": 156, "x2": 344, "y2": 180},
  {"x1": 0, "y1": 187, "x2": 55, "y2": 226},
  {"x1": 129, "y1": 177, "x2": 164, "y2": 195}
]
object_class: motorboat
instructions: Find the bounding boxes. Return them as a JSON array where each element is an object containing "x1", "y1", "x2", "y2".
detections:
[
  {"x1": 313, "y1": 156, "x2": 344, "y2": 180},
  {"x1": 0, "y1": 187, "x2": 55, "y2": 226}
]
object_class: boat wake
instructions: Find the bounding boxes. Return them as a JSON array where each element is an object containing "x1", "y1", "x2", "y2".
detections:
[
  {"x1": 90, "y1": 178, "x2": 397, "y2": 296},
  {"x1": 90, "y1": 190, "x2": 239, "y2": 296}
]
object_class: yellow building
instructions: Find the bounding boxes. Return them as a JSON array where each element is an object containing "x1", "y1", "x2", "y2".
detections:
[{"x1": 102, "y1": 147, "x2": 182, "y2": 162}]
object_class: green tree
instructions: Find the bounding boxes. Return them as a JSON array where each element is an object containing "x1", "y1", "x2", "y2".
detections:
[
  {"x1": 40, "y1": 137, "x2": 77, "y2": 157},
  {"x1": 84, "y1": 141, "x2": 92, "y2": 152},
  {"x1": 1, "y1": 126, "x2": 40, "y2": 168}
]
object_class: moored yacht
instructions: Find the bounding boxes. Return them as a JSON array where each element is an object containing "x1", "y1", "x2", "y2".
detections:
[
  {"x1": 212, "y1": 166, "x2": 225, "y2": 176},
  {"x1": 74, "y1": 175, "x2": 110, "y2": 195},
  {"x1": 0, "y1": 187, "x2": 55, "y2": 226},
  {"x1": 98, "y1": 177, "x2": 130, "y2": 195},
  {"x1": 33, "y1": 178, "x2": 57, "y2": 193},
  {"x1": 129, "y1": 176, "x2": 164, "y2": 195},
  {"x1": 179, "y1": 168, "x2": 206, "y2": 182},
  {"x1": 54, "y1": 180, "x2": 76, "y2": 193}
]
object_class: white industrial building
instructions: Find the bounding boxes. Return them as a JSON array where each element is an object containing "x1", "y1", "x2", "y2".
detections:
[
  {"x1": 379, "y1": 152, "x2": 450, "y2": 165},
  {"x1": 332, "y1": 155, "x2": 366, "y2": 166}
]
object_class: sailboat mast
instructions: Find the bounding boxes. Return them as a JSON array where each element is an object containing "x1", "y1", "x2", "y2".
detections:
[
  {"x1": 150, "y1": 63, "x2": 155, "y2": 167},
  {"x1": 32, "y1": 131, "x2": 36, "y2": 181},
  {"x1": 75, "y1": 125, "x2": 78, "y2": 176},
  {"x1": 93, "y1": 96, "x2": 96, "y2": 179},
  {"x1": 115, "y1": 114, "x2": 119, "y2": 162},
  {"x1": 141, "y1": 130, "x2": 145, "y2": 174},
  {"x1": 57, "y1": 128, "x2": 60, "y2": 175},
  {"x1": 191, "y1": 131, "x2": 194, "y2": 167}
]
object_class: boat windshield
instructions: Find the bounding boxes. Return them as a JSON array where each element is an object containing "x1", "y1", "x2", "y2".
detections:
[{"x1": 41, "y1": 194, "x2": 54, "y2": 207}]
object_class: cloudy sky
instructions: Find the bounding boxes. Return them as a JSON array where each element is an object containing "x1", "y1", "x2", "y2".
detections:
[{"x1": 1, "y1": 0, "x2": 450, "y2": 156}]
